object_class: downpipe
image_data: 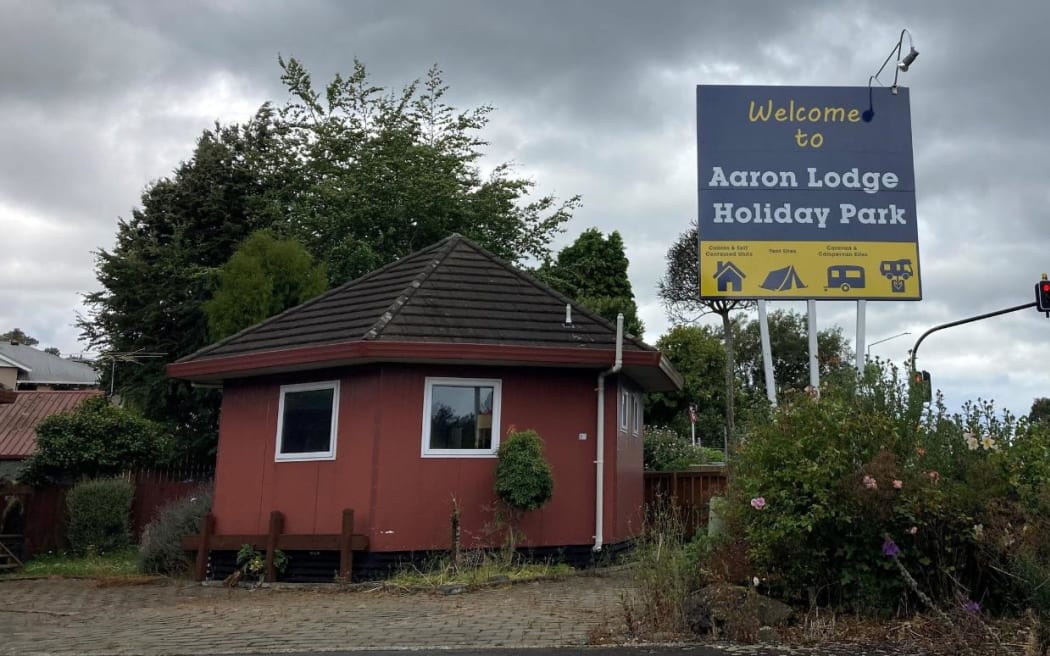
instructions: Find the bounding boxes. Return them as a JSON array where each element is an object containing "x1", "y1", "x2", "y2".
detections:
[{"x1": 594, "y1": 313, "x2": 624, "y2": 552}]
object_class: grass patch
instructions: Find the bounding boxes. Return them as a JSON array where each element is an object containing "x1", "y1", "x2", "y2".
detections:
[
  {"x1": 13, "y1": 548, "x2": 139, "y2": 579},
  {"x1": 387, "y1": 552, "x2": 573, "y2": 588}
]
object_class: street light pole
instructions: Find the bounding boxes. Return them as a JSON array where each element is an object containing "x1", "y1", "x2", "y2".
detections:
[{"x1": 866, "y1": 331, "x2": 912, "y2": 358}]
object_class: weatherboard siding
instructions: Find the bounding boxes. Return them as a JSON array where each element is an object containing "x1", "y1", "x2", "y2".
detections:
[{"x1": 210, "y1": 363, "x2": 641, "y2": 552}]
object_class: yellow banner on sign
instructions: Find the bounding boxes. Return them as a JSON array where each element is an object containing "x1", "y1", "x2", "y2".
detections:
[{"x1": 700, "y1": 241, "x2": 921, "y2": 300}]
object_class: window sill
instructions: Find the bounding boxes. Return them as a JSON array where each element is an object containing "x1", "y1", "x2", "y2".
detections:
[
  {"x1": 421, "y1": 451, "x2": 499, "y2": 459},
  {"x1": 275, "y1": 453, "x2": 336, "y2": 463}
]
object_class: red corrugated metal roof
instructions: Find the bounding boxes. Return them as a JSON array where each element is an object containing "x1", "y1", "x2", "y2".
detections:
[{"x1": 0, "y1": 390, "x2": 102, "y2": 459}]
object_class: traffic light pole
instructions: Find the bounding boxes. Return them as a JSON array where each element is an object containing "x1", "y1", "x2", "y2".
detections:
[{"x1": 908, "y1": 301, "x2": 1036, "y2": 373}]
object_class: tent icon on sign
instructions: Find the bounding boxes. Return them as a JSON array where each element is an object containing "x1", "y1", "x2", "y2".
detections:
[{"x1": 760, "y1": 266, "x2": 806, "y2": 291}]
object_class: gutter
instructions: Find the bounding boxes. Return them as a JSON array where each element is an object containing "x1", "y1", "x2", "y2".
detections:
[{"x1": 594, "y1": 313, "x2": 624, "y2": 552}]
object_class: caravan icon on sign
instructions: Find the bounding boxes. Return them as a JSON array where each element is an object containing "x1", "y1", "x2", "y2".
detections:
[{"x1": 826, "y1": 265, "x2": 866, "y2": 292}]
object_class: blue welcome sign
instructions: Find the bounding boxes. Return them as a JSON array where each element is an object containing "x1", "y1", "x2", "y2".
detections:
[{"x1": 697, "y1": 85, "x2": 920, "y2": 300}]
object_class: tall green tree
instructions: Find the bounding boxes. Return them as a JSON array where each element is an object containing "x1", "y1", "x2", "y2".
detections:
[
  {"x1": 536, "y1": 228, "x2": 643, "y2": 335},
  {"x1": 275, "y1": 57, "x2": 578, "y2": 283},
  {"x1": 0, "y1": 328, "x2": 39, "y2": 346},
  {"x1": 658, "y1": 222, "x2": 753, "y2": 438},
  {"x1": 80, "y1": 108, "x2": 290, "y2": 458},
  {"x1": 645, "y1": 325, "x2": 727, "y2": 446},
  {"x1": 204, "y1": 230, "x2": 328, "y2": 340},
  {"x1": 1029, "y1": 397, "x2": 1050, "y2": 424},
  {"x1": 728, "y1": 309, "x2": 853, "y2": 395}
]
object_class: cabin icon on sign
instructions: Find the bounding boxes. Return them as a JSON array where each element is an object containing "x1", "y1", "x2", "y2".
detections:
[{"x1": 714, "y1": 261, "x2": 746, "y2": 292}]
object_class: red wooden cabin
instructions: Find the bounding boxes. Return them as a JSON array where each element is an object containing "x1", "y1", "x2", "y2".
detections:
[{"x1": 169, "y1": 235, "x2": 681, "y2": 580}]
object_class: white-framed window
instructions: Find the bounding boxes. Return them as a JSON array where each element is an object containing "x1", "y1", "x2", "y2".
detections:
[
  {"x1": 620, "y1": 387, "x2": 630, "y2": 431},
  {"x1": 632, "y1": 392, "x2": 642, "y2": 436},
  {"x1": 275, "y1": 380, "x2": 339, "y2": 462},
  {"x1": 422, "y1": 377, "x2": 502, "y2": 458}
]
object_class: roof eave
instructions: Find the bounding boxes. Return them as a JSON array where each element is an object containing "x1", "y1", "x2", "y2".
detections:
[
  {"x1": 0, "y1": 353, "x2": 31, "y2": 372},
  {"x1": 167, "y1": 340, "x2": 680, "y2": 392}
]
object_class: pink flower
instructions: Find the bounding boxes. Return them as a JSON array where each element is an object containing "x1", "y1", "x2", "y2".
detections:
[
  {"x1": 892, "y1": 479, "x2": 903, "y2": 489},
  {"x1": 928, "y1": 470, "x2": 940, "y2": 484},
  {"x1": 907, "y1": 526, "x2": 918, "y2": 535},
  {"x1": 750, "y1": 497, "x2": 767, "y2": 510},
  {"x1": 862, "y1": 475, "x2": 878, "y2": 490}
]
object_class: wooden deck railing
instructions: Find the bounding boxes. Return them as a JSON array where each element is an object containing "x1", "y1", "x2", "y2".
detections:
[{"x1": 182, "y1": 508, "x2": 369, "y2": 582}]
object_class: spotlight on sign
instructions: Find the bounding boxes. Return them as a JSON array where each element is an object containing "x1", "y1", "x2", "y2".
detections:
[
  {"x1": 868, "y1": 29, "x2": 919, "y2": 96},
  {"x1": 898, "y1": 47, "x2": 919, "y2": 72}
]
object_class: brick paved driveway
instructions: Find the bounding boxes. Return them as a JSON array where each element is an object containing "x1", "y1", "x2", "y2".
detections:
[{"x1": 0, "y1": 572, "x2": 630, "y2": 655}]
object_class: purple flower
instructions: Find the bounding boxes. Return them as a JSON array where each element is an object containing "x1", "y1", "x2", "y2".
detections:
[
  {"x1": 962, "y1": 600, "x2": 981, "y2": 613},
  {"x1": 750, "y1": 497, "x2": 767, "y2": 510},
  {"x1": 882, "y1": 538, "x2": 900, "y2": 558}
]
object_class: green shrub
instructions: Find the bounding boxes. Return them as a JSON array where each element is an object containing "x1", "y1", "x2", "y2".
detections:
[
  {"x1": 21, "y1": 397, "x2": 173, "y2": 483},
  {"x1": 67, "y1": 477, "x2": 134, "y2": 556},
  {"x1": 494, "y1": 429, "x2": 554, "y2": 513},
  {"x1": 728, "y1": 362, "x2": 1047, "y2": 613},
  {"x1": 644, "y1": 427, "x2": 724, "y2": 471},
  {"x1": 138, "y1": 485, "x2": 212, "y2": 575}
]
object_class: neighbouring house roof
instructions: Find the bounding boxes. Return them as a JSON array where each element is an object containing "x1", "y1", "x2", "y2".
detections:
[
  {"x1": 0, "y1": 343, "x2": 100, "y2": 387},
  {"x1": 0, "y1": 390, "x2": 103, "y2": 459},
  {"x1": 170, "y1": 234, "x2": 683, "y2": 391}
]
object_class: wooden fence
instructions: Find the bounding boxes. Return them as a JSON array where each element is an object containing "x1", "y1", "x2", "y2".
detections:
[
  {"x1": 0, "y1": 467, "x2": 213, "y2": 559},
  {"x1": 643, "y1": 467, "x2": 728, "y2": 537}
]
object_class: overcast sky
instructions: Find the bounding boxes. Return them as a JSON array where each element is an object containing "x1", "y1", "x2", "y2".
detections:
[{"x1": 2, "y1": 0, "x2": 1048, "y2": 420}]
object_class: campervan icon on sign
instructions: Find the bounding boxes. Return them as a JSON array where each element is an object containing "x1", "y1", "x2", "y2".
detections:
[
  {"x1": 879, "y1": 259, "x2": 914, "y2": 294},
  {"x1": 879, "y1": 259, "x2": 913, "y2": 280},
  {"x1": 826, "y1": 265, "x2": 866, "y2": 292}
]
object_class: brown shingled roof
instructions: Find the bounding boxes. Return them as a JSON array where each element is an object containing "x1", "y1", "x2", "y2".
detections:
[
  {"x1": 170, "y1": 235, "x2": 682, "y2": 391},
  {"x1": 0, "y1": 390, "x2": 103, "y2": 459}
]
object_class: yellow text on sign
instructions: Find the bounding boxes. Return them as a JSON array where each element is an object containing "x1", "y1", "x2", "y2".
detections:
[{"x1": 700, "y1": 241, "x2": 921, "y2": 300}]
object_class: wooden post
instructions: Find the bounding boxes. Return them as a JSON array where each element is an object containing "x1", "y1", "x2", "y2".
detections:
[
  {"x1": 264, "y1": 511, "x2": 284, "y2": 582},
  {"x1": 194, "y1": 513, "x2": 214, "y2": 582},
  {"x1": 339, "y1": 509, "x2": 354, "y2": 581}
]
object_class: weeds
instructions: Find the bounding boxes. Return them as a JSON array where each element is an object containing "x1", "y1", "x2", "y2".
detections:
[
  {"x1": 14, "y1": 548, "x2": 138, "y2": 578},
  {"x1": 620, "y1": 501, "x2": 698, "y2": 639},
  {"x1": 386, "y1": 550, "x2": 571, "y2": 589}
]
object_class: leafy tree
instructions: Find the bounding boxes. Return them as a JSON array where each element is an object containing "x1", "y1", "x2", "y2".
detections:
[
  {"x1": 729, "y1": 309, "x2": 853, "y2": 395},
  {"x1": 0, "y1": 328, "x2": 38, "y2": 346},
  {"x1": 79, "y1": 110, "x2": 287, "y2": 459},
  {"x1": 20, "y1": 397, "x2": 172, "y2": 483},
  {"x1": 645, "y1": 325, "x2": 726, "y2": 446},
  {"x1": 204, "y1": 230, "x2": 328, "y2": 340},
  {"x1": 658, "y1": 222, "x2": 753, "y2": 439},
  {"x1": 275, "y1": 56, "x2": 578, "y2": 283},
  {"x1": 43, "y1": 347, "x2": 61, "y2": 356},
  {"x1": 536, "y1": 228, "x2": 643, "y2": 335},
  {"x1": 1029, "y1": 397, "x2": 1050, "y2": 424}
]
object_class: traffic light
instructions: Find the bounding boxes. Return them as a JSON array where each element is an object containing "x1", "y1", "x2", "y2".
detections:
[
  {"x1": 913, "y1": 369, "x2": 932, "y2": 403},
  {"x1": 1037, "y1": 277, "x2": 1050, "y2": 313}
]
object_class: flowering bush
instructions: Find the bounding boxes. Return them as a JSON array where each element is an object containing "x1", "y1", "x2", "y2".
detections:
[
  {"x1": 644, "y1": 427, "x2": 724, "y2": 471},
  {"x1": 726, "y1": 362, "x2": 1050, "y2": 615}
]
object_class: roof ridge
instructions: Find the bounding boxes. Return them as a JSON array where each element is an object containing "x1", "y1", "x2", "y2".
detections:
[
  {"x1": 451, "y1": 235, "x2": 654, "y2": 351},
  {"x1": 362, "y1": 236, "x2": 460, "y2": 340},
  {"x1": 178, "y1": 239, "x2": 454, "y2": 362}
]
